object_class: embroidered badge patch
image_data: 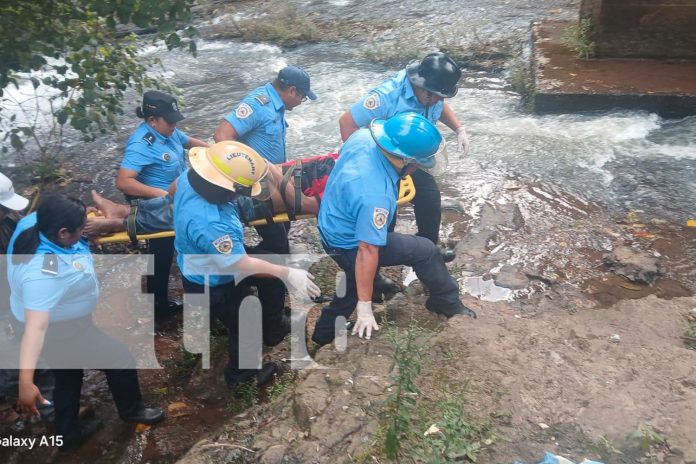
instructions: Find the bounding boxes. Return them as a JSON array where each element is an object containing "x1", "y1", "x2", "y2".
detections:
[
  {"x1": 162, "y1": 152, "x2": 171, "y2": 162},
  {"x1": 363, "y1": 94, "x2": 380, "y2": 110},
  {"x1": 212, "y1": 234, "x2": 233, "y2": 254},
  {"x1": 372, "y1": 207, "x2": 389, "y2": 229},
  {"x1": 73, "y1": 261, "x2": 84, "y2": 272},
  {"x1": 235, "y1": 103, "x2": 253, "y2": 119}
]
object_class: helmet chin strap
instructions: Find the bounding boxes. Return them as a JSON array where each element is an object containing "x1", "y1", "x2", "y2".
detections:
[{"x1": 424, "y1": 90, "x2": 434, "y2": 119}]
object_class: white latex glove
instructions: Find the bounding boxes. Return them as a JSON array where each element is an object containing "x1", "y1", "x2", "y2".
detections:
[
  {"x1": 286, "y1": 268, "x2": 321, "y2": 299},
  {"x1": 455, "y1": 126, "x2": 470, "y2": 156},
  {"x1": 352, "y1": 300, "x2": 379, "y2": 340}
]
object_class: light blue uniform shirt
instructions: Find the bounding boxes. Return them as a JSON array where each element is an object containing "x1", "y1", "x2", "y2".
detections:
[
  {"x1": 7, "y1": 213, "x2": 98, "y2": 323},
  {"x1": 350, "y1": 70, "x2": 443, "y2": 127},
  {"x1": 224, "y1": 83, "x2": 288, "y2": 164},
  {"x1": 318, "y1": 129, "x2": 400, "y2": 249},
  {"x1": 120, "y1": 122, "x2": 190, "y2": 191},
  {"x1": 173, "y1": 170, "x2": 246, "y2": 287}
]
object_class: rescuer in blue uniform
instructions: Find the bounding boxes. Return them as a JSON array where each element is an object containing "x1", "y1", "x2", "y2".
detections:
[
  {"x1": 0, "y1": 173, "x2": 55, "y2": 422},
  {"x1": 214, "y1": 66, "x2": 316, "y2": 255},
  {"x1": 116, "y1": 90, "x2": 208, "y2": 323},
  {"x1": 174, "y1": 141, "x2": 320, "y2": 386},
  {"x1": 8, "y1": 195, "x2": 163, "y2": 450},
  {"x1": 312, "y1": 113, "x2": 476, "y2": 346},
  {"x1": 338, "y1": 52, "x2": 469, "y2": 246}
]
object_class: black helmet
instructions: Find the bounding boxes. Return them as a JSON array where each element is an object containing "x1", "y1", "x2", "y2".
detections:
[{"x1": 406, "y1": 52, "x2": 461, "y2": 98}]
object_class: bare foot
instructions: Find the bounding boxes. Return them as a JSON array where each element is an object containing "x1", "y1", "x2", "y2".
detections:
[
  {"x1": 91, "y1": 190, "x2": 129, "y2": 219},
  {"x1": 83, "y1": 217, "x2": 126, "y2": 237}
]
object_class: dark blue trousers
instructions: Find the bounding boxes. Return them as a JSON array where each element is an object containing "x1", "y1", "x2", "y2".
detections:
[
  {"x1": 312, "y1": 232, "x2": 460, "y2": 345},
  {"x1": 18, "y1": 317, "x2": 144, "y2": 445},
  {"x1": 409, "y1": 169, "x2": 441, "y2": 245}
]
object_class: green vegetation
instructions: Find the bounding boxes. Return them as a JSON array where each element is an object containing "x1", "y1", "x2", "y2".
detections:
[
  {"x1": 382, "y1": 320, "x2": 429, "y2": 459},
  {"x1": 0, "y1": 1, "x2": 197, "y2": 179},
  {"x1": 562, "y1": 17, "x2": 595, "y2": 59},
  {"x1": 362, "y1": 42, "x2": 423, "y2": 68},
  {"x1": 378, "y1": 320, "x2": 494, "y2": 462},
  {"x1": 233, "y1": 5, "x2": 317, "y2": 48},
  {"x1": 413, "y1": 389, "x2": 496, "y2": 463},
  {"x1": 226, "y1": 381, "x2": 259, "y2": 415},
  {"x1": 683, "y1": 321, "x2": 696, "y2": 350},
  {"x1": 266, "y1": 371, "x2": 295, "y2": 401},
  {"x1": 507, "y1": 56, "x2": 535, "y2": 109},
  {"x1": 627, "y1": 423, "x2": 668, "y2": 462},
  {"x1": 591, "y1": 435, "x2": 624, "y2": 463},
  {"x1": 164, "y1": 349, "x2": 200, "y2": 380}
]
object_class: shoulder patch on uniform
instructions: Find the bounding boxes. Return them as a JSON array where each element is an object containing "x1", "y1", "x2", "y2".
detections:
[
  {"x1": 255, "y1": 94, "x2": 269, "y2": 105},
  {"x1": 235, "y1": 103, "x2": 253, "y2": 119},
  {"x1": 41, "y1": 253, "x2": 58, "y2": 275},
  {"x1": 372, "y1": 207, "x2": 389, "y2": 230},
  {"x1": 142, "y1": 132, "x2": 156, "y2": 146},
  {"x1": 212, "y1": 234, "x2": 233, "y2": 254},
  {"x1": 363, "y1": 93, "x2": 380, "y2": 110}
]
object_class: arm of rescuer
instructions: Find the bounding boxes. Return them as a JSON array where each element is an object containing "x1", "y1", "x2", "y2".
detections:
[
  {"x1": 338, "y1": 110, "x2": 360, "y2": 143},
  {"x1": 232, "y1": 255, "x2": 321, "y2": 299},
  {"x1": 213, "y1": 120, "x2": 239, "y2": 143},
  {"x1": 353, "y1": 241, "x2": 380, "y2": 339},
  {"x1": 438, "y1": 102, "x2": 469, "y2": 155},
  {"x1": 17, "y1": 309, "x2": 50, "y2": 417},
  {"x1": 115, "y1": 169, "x2": 169, "y2": 199}
]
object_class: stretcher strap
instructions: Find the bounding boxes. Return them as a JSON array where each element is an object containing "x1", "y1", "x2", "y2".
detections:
[
  {"x1": 126, "y1": 201, "x2": 139, "y2": 247},
  {"x1": 280, "y1": 160, "x2": 302, "y2": 221}
]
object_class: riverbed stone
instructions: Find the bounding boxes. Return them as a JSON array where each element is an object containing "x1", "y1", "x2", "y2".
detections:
[
  {"x1": 603, "y1": 245, "x2": 660, "y2": 284},
  {"x1": 260, "y1": 444, "x2": 286, "y2": 464},
  {"x1": 494, "y1": 264, "x2": 530, "y2": 289}
]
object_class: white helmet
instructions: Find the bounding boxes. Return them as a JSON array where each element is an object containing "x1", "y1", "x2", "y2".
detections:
[{"x1": 0, "y1": 172, "x2": 29, "y2": 211}]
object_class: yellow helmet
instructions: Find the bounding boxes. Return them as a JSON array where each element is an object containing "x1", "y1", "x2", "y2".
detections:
[{"x1": 188, "y1": 141, "x2": 269, "y2": 197}]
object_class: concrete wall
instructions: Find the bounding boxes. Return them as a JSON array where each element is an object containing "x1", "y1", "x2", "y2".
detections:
[{"x1": 580, "y1": 0, "x2": 696, "y2": 58}]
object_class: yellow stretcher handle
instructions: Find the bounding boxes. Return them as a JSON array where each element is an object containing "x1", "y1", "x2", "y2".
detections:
[{"x1": 94, "y1": 175, "x2": 416, "y2": 244}]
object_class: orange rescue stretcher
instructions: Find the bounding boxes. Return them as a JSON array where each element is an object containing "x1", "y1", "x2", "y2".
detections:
[{"x1": 94, "y1": 175, "x2": 416, "y2": 244}]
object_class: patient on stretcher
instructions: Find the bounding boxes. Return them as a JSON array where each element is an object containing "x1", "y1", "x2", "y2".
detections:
[{"x1": 84, "y1": 158, "x2": 330, "y2": 238}]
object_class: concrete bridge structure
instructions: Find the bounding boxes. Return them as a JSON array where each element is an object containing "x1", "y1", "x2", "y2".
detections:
[{"x1": 531, "y1": 0, "x2": 696, "y2": 117}]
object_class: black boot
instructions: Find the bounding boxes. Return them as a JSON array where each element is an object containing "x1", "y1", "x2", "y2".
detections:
[
  {"x1": 441, "y1": 248, "x2": 456, "y2": 264},
  {"x1": 426, "y1": 299, "x2": 477, "y2": 319},
  {"x1": 120, "y1": 407, "x2": 165, "y2": 425},
  {"x1": 372, "y1": 273, "x2": 400, "y2": 302},
  {"x1": 59, "y1": 417, "x2": 103, "y2": 451}
]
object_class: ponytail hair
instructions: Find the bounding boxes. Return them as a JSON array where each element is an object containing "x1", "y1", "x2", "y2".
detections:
[{"x1": 12, "y1": 195, "x2": 86, "y2": 264}]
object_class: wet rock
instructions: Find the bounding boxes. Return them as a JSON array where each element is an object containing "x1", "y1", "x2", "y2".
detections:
[
  {"x1": 292, "y1": 372, "x2": 330, "y2": 431},
  {"x1": 524, "y1": 268, "x2": 559, "y2": 286},
  {"x1": 441, "y1": 198, "x2": 467, "y2": 213},
  {"x1": 494, "y1": 264, "x2": 530, "y2": 289},
  {"x1": 260, "y1": 445, "x2": 286, "y2": 464},
  {"x1": 603, "y1": 245, "x2": 660, "y2": 284},
  {"x1": 404, "y1": 280, "x2": 425, "y2": 296},
  {"x1": 479, "y1": 202, "x2": 525, "y2": 231},
  {"x1": 179, "y1": 438, "x2": 247, "y2": 463},
  {"x1": 453, "y1": 229, "x2": 497, "y2": 266}
]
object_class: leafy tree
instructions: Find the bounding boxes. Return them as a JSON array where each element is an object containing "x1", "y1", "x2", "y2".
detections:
[{"x1": 0, "y1": 0, "x2": 197, "y2": 169}]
